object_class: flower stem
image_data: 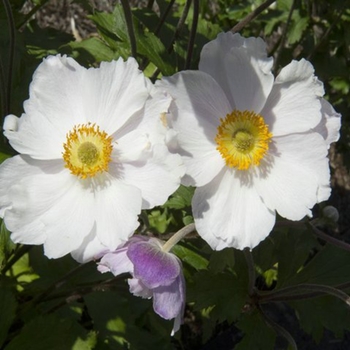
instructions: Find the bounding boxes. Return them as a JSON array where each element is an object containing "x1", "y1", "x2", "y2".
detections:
[
  {"x1": 244, "y1": 248, "x2": 256, "y2": 297},
  {"x1": 0, "y1": 51, "x2": 6, "y2": 118},
  {"x1": 184, "y1": 0, "x2": 199, "y2": 70},
  {"x1": 309, "y1": 222, "x2": 350, "y2": 252},
  {"x1": 259, "y1": 305, "x2": 297, "y2": 350},
  {"x1": 273, "y1": 0, "x2": 296, "y2": 72},
  {"x1": 231, "y1": 0, "x2": 276, "y2": 33},
  {"x1": 307, "y1": 3, "x2": 347, "y2": 60},
  {"x1": 151, "y1": 0, "x2": 192, "y2": 80},
  {"x1": 31, "y1": 261, "x2": 94, "y2": 305},
  {"x1": 259, "y1": 283, "x2": 350, "y2": 306},
  {"x1": 16, "y1": 0, "x2": 51, "y2": 29},
  {"x1": 154, "y1": 0, "x2": 175, "y2": 36},
  {"x1": 2, "y1": 0, "x2": 16, "y2": 116},
  {"x1": 120, "y1": 0, "x2": 137, "y2": 58},
  {"x1": 1, "y1": 245, "x2": 32, "y2": 275},
  {"x1": 162, "y1": 223, "x2": 196, "y2": 252},
  {"x1": 168, "y1": 0, "x2": 192, "y2": 53}
]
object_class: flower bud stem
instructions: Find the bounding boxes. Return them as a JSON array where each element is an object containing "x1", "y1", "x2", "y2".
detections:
[{"x1": 162, "y1": 223, "x2": 196, "y2": 253}]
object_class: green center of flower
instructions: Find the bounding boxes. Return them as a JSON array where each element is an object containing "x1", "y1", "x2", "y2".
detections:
[
  {"x1": 63, "y1": 123, "x2": 113, "y2": 179},
  {"x1": 77, "y1": 142, "x2": 99, "y2": 167},
  {"x1": 233, "y1": 130, "x2": 254, "y2": 152},
  {"x1": 215, "y1": 110, "x2": 272, "y2": 170}
]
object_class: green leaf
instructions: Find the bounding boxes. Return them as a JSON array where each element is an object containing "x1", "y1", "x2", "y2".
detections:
[
  {"x1": 112, "y1": 5, "x2": 175, "y2": 75},
  {"x1": 163, "y1": 185, "x2": 194, "y2": 210},
  {"x1": 66, "y1": 37, "x2": 120, "y2": 64},
  {"x1": 172, "y1": 243, "x2": 208, "y2": 270},
  {"x1": 285, "y1": 243, "x2": 350, "y2": 286},
  {"x1": 0, "y1": 220, "x2": 16, "y2": 269},
  {"x1": 252, "y1": 229, "x2": 280, "y2": 273},
  {"x1": 276, "y1": 227, "x2": 319, "y2": 288},
  {"x1": 0, "y1": 151, "x2": 11, "y2": 164},
  {"x1": 288, "y1": 13, "x2": 309, "y2": 45},
  {"x1": 89, "y1": 11, "x2": 129, "y2": 57},
  {"x1": 7, "y1": 251, "x2": 39, "y2": 289},
  {"x1": 188, "y1": 270, "x2": 248, "y2": 323},
  {"x1": 208, "y1": 248, "x2": 235, "y2": 273},
  {"x1": 6, "y1": 314, "x2": 93, "y2": 350},
  {"x1": 147, "y1": 209, "x2": 173, "y2": 233},
  {"x1": 290, "y1": 296, "x2": 350, "y2": 343},
  {"x1": 235, "y1": 311, "x2": 276, "y2": 350},
  {"x1": 85, "y1": 290, "x2": 173, "y2": 349},
  {"x1": 0, "y1": 282, "x2": 17, "y2": 347}
]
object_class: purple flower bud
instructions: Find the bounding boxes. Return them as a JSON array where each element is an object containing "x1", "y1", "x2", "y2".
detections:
[{"x1": 98, "y1": 236, "x2": 185, "y2": 335}]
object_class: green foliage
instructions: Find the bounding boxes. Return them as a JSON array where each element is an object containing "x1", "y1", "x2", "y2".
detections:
[
  {"x1": 162, "y1": 185, "x2": 194, "y2": 210},
  {"x1": 188, "y1": 265, "x2": 248, "y2": 323},
  {"x1": 0, "y1": 220, "x2": 16, "y2": 268},
  {"x1": 291, "y1": 296, "x2": 350, "y2": 343},
  {"x1": 85, "y1": 291, "x2": 174, "y2": 349},
  {"x1": 172, "y1": 243, "x2": 209, "y2": 270},
  {"x1": 0, "y1": 280, "x2": 17, "y2": 348},
  {"x1": 235, "y1": 310, "x2": 276, "y2": 350},
  {"x1": 5, "y1": 314, "x2": 95, "y2": 350},
  {"x1": 286, "y1": 243, "x2": 350, "y2": 286}
]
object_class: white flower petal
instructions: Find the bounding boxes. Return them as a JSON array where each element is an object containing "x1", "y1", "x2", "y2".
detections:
[
  {"x1": 313, "y1": 98, "x2": 341, "y2": 147},
  {"x1": 81, "y1": 57, "x2": 149, "y2": 135},
  {"x1": 261, "y1": 59, "x2": 324, "y2": 136},
  {"x1": 254, "y1": 133, "x2": 330, "y2": 220},
  {"x1": 113, "y1": 129, "x2": 150, "y2": 163},
  {"x1": 71, "y1": 231, "x2": 108, "y2": 263},
  {"x1": 199, "y1": 32, "x2": 274, "y2": 113},
  {"x1": 93, "y1": 175, "x2": 142, "y2": 250},
  {"x1": 117, "y1": 83, "x2": 172, "y2": 145},
  {"x1": 5, "y1": 56, "x2": 89, "y2": 159},
  {"x1": 193, "y1": 169, "x2": 276, "y2": 250},
  {"x1": 159, "y1": 71, "x2": 229, "y2": 186},
  {"x1": 40, "y1": 178, "x2": 96, "y2": 259},
  {"x1": 4, "y1": 56, "x2": 150, "y2": 159},
  {"x1": 121, "y1": 144, "x2": 183, "y2": 209},
  {"x1": 0, "y1": 156, "x2": 68, "y2": 245}
]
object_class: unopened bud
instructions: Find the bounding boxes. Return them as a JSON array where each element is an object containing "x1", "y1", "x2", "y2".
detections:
[{"x1": 323, "y1": 206, "x2": 339, "y2": 223}]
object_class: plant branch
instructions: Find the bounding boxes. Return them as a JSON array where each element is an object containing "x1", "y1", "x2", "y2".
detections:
[{"x1": 231, "y1": 0, "x2": 276, "y2": 33}]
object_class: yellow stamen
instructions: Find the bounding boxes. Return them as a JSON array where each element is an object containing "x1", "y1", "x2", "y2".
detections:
[
  {"x1": 215, "y1": 110, "x2": 272, "y2": 170},
  {"x1": 63, "y1": 123, "x2": 113, "y2": 179}
]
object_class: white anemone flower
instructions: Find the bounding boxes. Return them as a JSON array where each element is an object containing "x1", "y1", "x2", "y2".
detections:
[
  {"x1": 158, "y1": 32, "x2": 341, "y2": 250},
  {"x1": 0, "y1": 55, "x2": 184, "y2": 262}
]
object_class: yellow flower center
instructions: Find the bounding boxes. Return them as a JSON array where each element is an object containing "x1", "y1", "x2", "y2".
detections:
[
  {"x1": 63, "y1": 123, "x2": 113, "y2": 179},
  {"x1": 215, "y1": 110, "x2": 272, "y2": 170}
]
